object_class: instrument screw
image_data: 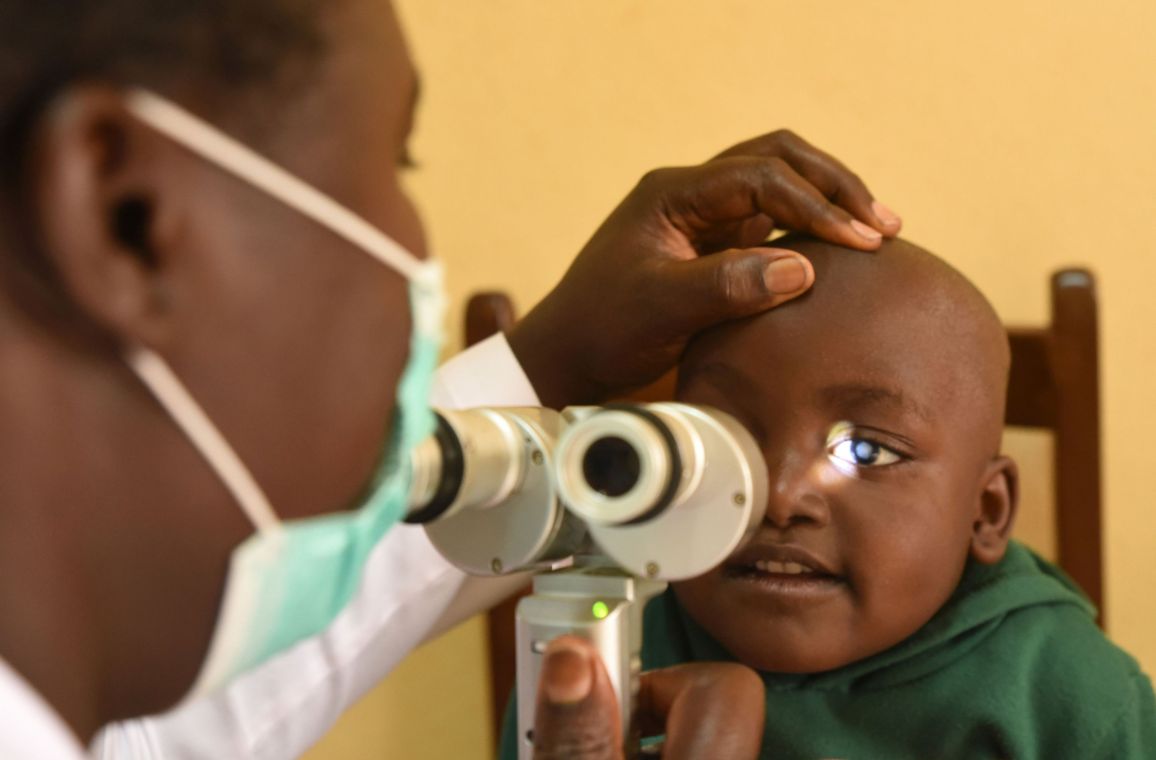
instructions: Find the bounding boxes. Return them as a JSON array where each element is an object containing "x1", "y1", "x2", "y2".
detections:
[
  {"x1": 531, "y1": 450, "x2": 544, "y2": 466},
  {"x1": 645, "y1": 562, "x2": 659, "y2": 578},
  {"x1": 491, "y1": 558, "x2": 504, "y2": 574},
  {"x1": 733, "y1": 493, "x2": 746, "y2": 506}
]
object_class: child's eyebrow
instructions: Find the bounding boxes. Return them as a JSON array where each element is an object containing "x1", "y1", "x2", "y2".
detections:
[
  {"x1": 818, "y1": 383, "x2": 931, "y2": 423},
  {"x1": 678, "y1": 364, "x2": 931, "y2": 426},
  {"x1": 678, "y1": 361, "x2": 760, "y2": 397}
]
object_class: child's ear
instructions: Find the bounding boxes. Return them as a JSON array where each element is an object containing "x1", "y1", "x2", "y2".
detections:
[{"x1": 970, "y1": 455, "x2": 1019, "y2": 565}]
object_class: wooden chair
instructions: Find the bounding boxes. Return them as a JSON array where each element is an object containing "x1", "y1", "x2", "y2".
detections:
[
  {"x1": 463, "y1": 268, "x2": 1103, "y2": 739},
  {"x1": 1005, "y1": 269, "x2": 1103, "y2": 617}
]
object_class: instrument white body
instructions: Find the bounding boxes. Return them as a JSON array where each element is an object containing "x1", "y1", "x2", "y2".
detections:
[{"x1": 407, "y1": 403, "x2": 768, "y2": 758}]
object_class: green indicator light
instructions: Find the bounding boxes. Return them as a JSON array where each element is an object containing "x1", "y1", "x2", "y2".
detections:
[{"x1": 592, "y1": 601, "x2": 610, "y2": 620}]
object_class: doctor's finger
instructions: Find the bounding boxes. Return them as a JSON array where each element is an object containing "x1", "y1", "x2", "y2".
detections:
[
  {"x1": 532, "y1": 636, "x2": 622, "y2": 760},
  {"x1": 651, "y1": 156, "x2": 883, "y2": 252},
  {"x1": 635, "y1": 663, "x2": 766, "y2": 760},
  {"x1": 711, "y1": 129, "x2": 901, "y2": 236},
  {"x1": 656, "y1": 246, "x2": 815, "y2": 329}
]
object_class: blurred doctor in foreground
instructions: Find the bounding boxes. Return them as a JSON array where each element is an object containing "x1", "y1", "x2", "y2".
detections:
[{"x1": 0, "y1": 1, "x2": 900, "y2": 757}]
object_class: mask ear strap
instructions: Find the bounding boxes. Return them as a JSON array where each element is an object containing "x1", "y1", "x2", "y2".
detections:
[
  {"x1": 123, "y1": 88, "x2": 423, "y2": 281},
  {"x1": 128, "y1": 347, "x2": 281, "y2": 533}
]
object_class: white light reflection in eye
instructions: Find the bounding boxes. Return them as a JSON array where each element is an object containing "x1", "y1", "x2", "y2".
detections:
[{"x1": 824, "y1": 421, "x2": 901, "y2": 478}]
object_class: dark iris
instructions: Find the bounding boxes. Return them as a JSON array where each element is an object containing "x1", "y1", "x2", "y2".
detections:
[{"x1": 851, "y1": 439, "x2": 881, "y2": 465}]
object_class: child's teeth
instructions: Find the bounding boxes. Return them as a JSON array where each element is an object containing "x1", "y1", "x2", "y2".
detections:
[{"x1": 753, "y1": 560, "x2": 815, "y2": 575}]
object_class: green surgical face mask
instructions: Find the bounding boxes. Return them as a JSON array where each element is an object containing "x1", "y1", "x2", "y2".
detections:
[{"x1": 123, "y1": 90, "x2": 445, "y2": 696}]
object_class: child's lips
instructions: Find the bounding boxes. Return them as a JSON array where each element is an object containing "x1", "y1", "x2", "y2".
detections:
[
  {"x1": 720, "y1": 564, "x2": 845, "y2": 607},
  {"x1": 726, "y1": 542, "x2": 840, "y2": 577},
  {"x1": 722, "y1": 543, "x2": 845, "y2": 599},
  {"x1": 722, "y1": 564, "x2": 844, "y2": 592}
]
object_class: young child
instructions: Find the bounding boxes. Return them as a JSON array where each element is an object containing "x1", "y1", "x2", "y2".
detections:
[{"x1": 500, "y1": 235, "x2": 1156, "y2": 758}]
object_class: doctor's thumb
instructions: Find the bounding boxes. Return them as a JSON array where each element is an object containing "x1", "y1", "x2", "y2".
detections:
[
  {"x1": 663, "y1": 248, "x2": 815, "y2": 331},
  {"x1": 532, "y1": 636, "x2": 623, "y2": 760}
]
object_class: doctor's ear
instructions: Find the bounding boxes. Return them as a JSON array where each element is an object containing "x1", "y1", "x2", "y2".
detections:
[
  {"x1": 970, "y1": 455, "x2": 1019, "y2": 565},
  {"x1": 23, "y1": 84, "x2": 181, "y2": 346}
]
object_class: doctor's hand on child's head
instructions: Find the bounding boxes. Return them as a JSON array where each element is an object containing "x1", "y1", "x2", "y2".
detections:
[
  {"x1": 507, "y1": 129, "x2": 902, "y2": 408},
  {"x1": 532, "y1": 636, "x2": 765, "y2": 760}
]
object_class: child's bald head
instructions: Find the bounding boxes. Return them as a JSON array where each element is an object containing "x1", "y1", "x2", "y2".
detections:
[
  {"x1": 728, "y1": 234, "x2": 1010, "y2": 443},
  {"x1": 673, "y1": 235, "x2": 1018, "y2": 674}
]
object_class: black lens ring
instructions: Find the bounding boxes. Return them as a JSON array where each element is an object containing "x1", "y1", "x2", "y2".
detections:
[
  {"x1": 404, "y1": 413, "x2": 466, "y2": 524},
  {"x1": 598, "y1": 403, "x2": 682, "y2": 525}
]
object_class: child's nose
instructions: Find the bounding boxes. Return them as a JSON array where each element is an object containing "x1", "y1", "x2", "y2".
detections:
[{"x1": 763, "y1": 451, "x2": 831, "y2": 530}]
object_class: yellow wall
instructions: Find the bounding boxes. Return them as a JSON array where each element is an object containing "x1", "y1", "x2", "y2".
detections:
[{"x1": 307, "y1": 1, "x2": 1156, "y2": 756}]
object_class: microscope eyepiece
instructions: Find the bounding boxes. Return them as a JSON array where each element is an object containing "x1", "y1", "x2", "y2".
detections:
[
  {"x1": 404, "y1": 414, "x2": 465, "y2": 525},
  {"x1": 410, "y1": 403, "x2": 767, "y2": 581},
  {"x1": 407, "y1": 407, "x2": 581, "y2": 575},
  {"x1": 557, "y1": 402, "x2": 767, "y2": 580},
  {"x1": 555, "y1": 405, "x2": 685, "y2": 528},
  {"x1": 581, "y1": 436, "x2": 640, "y2": 498}
]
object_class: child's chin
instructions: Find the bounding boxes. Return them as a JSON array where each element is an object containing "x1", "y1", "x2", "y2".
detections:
[
  {"x1": 703, "y1": 614, "x2": 935, "y2": 676},
  {"x1": 726, "y1": 638, "x2": 867, "y2": 675},
  {"x1": 672, "y1": 579, "x2": 870, "y2": 673}
]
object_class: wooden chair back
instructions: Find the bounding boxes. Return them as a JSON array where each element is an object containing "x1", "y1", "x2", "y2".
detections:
[
  {"x1": 1004, "y1": 269, "x2": 1103, "y2": 617},
  {"x1": 462, "y1": 268, "x2": 1103, "y2": 738}
]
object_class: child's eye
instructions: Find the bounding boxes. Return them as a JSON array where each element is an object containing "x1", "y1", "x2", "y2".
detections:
[{"x1": 828, "y1": 437, "x2": 903, "y2": 467}]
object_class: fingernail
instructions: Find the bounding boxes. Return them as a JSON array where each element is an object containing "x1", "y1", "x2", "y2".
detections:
[
  {"x1": 871, "y1": 200, "x2": 902, "y2": 229},
  {"x1": 543, "y1": 640, "x2": 593, "y2": 705},
  {"x1": 850, "y1": 218, "x2": 883, "y2": 242},
  {"x1": 764, "y1": 256, "x2": 809, "y2": 295}
]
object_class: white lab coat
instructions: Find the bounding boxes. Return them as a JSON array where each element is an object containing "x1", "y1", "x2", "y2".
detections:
[{"x1": 0, "y1": 334, "x2": 538, "y2": 760}]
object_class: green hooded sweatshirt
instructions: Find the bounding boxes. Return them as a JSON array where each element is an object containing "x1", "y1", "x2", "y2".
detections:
[{"x1": 499, "y1": 542, "x2": 1155, "y2": 759}]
